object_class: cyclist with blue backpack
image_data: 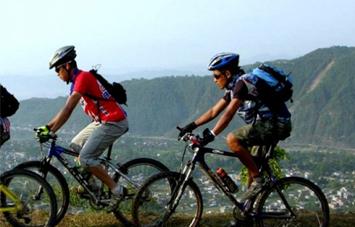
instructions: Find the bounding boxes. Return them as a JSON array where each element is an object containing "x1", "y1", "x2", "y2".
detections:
[{"x1": 179, "y1": 52, "x2": 292, "y2": 202}]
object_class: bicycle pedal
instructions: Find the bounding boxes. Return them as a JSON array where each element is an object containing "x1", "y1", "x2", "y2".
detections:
[
  {"x1": 233, "y1": 207, "x2": 247, "y2": 222},
  {"x1": 75, "y1": 186, "x2": 91, "y2": 199},
  {"x1": 234, "y1": 212, "x2": 247, "y2": 222},
  {"x1": 78, "y1": 193, "x2": 91, "y2": 199}
]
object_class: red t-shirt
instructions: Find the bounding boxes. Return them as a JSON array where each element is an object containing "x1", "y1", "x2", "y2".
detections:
[{"x1": 71, "y1": 70, "x2": 127, "y2": 122}]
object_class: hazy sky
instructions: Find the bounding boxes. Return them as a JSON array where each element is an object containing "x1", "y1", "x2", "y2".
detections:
[{"x1": 1, "y1": 0, "x2": 355, "y2": 78}]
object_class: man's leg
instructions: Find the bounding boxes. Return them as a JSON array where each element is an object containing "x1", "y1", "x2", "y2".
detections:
[
  {"x1": 226, "y1": 123, "x2": 269, "y2": 202},
  {"x1": 89, "y1": 165, "x2": 116, "y2": 189},
  {"x1": 79, "y1": 120, "x2": 128, "y2": 194},
  {"x1": 226, "y1": 133, "x2": 259, "y2": 179},
  {"x1": 70, "y1": 121, "x2": 99, "y2": 153}
]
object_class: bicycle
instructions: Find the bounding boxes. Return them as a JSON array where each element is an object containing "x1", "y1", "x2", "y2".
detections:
[
  {"x1": 16, "y1": 131, "x2": 170, "y2": 226},
  {"x1": 132, "y1": 129, "x2": 330, "y2": 226},
  {"x1": 0, "y1": 168, "x2": 57, "y2": 227}
]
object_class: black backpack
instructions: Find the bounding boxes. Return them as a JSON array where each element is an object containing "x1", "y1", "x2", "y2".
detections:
[
  {"x1": 87, "y1": 69, "x2": 127, "y2": 106},
  {"x1": 0, "y1": 84, "x2": 19, "y2": 117}
]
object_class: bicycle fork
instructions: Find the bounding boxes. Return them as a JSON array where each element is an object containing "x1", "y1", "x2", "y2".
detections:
[
  {"x1": 32, "y1": 158, "x2": 52, "y2": 201},
  {"x1": 163, "y1": 161, "x2": 195, "y2": 222}
]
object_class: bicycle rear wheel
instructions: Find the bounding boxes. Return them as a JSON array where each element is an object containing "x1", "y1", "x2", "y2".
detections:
[
  {"x1": 110, "y1": 158, "x2": 170, "y2": 226},
  {"x1": 132, "y1": 171, "x2": 203, "y2": 227},
  {"x1": 255, "y1": 176, "x2": 329, "y2": 227},
  {"x1": 0, "y1": 168, "x2": 57, "y2": 227}
]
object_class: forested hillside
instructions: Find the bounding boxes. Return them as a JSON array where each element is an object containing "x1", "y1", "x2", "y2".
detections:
[{"x1": 11, "y1": 46, "x2": 355, "y2": 148}]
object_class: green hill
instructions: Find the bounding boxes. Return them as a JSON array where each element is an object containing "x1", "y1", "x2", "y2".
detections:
[{"x1": 10, "y1": 46, "x2": 355, "y2": 148}]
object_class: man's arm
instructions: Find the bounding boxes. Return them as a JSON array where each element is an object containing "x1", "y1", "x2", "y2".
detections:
[
  {"x1": 211, "y1": 98, "x2": 242, "y2": 135},
  {"x1": 195, "y1": 98, "x2": 229, "y2": 126},
  {"x1": 48, "y1": 92, "x2": 82, "y2": 133}
]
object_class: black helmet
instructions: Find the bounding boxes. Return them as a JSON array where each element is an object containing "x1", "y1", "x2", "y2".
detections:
[
  {"x1": 208, "y1": 52, "x2": 239, "y2": 71},
  {"x1": 49, "y1": 45, "x2": 77, "y2": 69}
]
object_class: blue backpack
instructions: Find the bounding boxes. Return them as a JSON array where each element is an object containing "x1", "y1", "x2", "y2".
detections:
[{"x1": 251, "y1": 64, "x2": 293, "y2": 112}]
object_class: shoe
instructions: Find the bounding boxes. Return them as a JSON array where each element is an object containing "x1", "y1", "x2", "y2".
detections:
[
  {"x1": 75, "y1": 177, "x2": 100, "y2": 199},
  {"x1": 87, "y1": 176, "x2": 100, "y2": 192},
  {"x1": 111, "y1": 184, "x2": 127, "y2": 198},
  {"x1": 240, "y1": 177, "x2": 264, "y2": 203},
  {"x1": 106, "y1": 185, "x2": 127, "y2": 212}
]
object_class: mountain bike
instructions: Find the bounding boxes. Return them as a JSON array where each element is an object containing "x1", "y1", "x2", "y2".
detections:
[
  {"x1": 0, "y1": 168, "x2": 57, "y2": 227},
  {"x1": 16, "y1": 132, "x2": 169, "y2": 226},
  {"x1": 132, "y1": 129, "x2": 330, "y2": 226}
]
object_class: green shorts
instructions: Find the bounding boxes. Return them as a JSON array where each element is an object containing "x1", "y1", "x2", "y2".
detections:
[{"x1": 233, "y1": 119, "x2": 292, "y2": 148}]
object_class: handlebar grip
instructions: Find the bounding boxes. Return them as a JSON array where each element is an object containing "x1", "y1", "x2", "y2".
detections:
[{"x1": 176, "y1": 126, "x2": 182, "y2": 131}]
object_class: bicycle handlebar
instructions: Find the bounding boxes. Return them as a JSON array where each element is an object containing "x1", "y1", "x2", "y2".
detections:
[
  {"x1": 33, "y1": 128, "x2": 57, "y2": 141},
  {"x1": 176, "y1": 126, "x2": 201, "y2": 146}
]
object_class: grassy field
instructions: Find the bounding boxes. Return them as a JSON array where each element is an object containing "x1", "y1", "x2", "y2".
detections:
[{"x1": 1, "y1": 212, "x2": 354, "y2": 226}]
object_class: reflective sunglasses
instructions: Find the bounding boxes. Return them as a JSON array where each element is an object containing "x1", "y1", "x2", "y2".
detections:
[
  {"x1": 55, "y1": 66, "x2": 62, "y2": 73},
  {"x1": 55, "y1": 64, "x2": 66, "y2": 73},
  {"x1": 213, "y1": 73, "x2": 223, "y2": 79}
]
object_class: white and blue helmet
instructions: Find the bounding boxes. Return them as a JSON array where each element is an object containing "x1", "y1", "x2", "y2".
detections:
[{"x1": 208, "y1": 52, "x2": 239, "y2": 71}]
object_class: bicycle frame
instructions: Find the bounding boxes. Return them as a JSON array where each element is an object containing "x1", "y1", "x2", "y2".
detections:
[
  {"x1": 0, "y1": 184, "x2": 23, "y2": 213},
  {"x1": 137, "y1": 130, "x2": 328, "y2": 226},
  {"x1": 39, "y1": 139, "x2": 139, "y2": 204},
  {"x1": 170, "y1": 139, "x2": 296, "y2": 221},
  {"x1": 175, "y1": 145, "x2": 245, "y2": 211}
]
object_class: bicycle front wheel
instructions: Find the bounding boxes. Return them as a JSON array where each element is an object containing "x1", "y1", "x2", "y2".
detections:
[
  {"x1": 0, "y1": 168, "x2": 57, "y2": 227},
  {"x1": 110, "y1": 158, "x2": 170, "y2": 225},
  {"x1": 132, "y1": 171, "x2": 203, "y2": 227},
  {"x1": 16, "y1": 160, "x2": 70, "y2": 225},
  {"x1": 255, "y1": 176, "x2": 329, "y2": 227}
]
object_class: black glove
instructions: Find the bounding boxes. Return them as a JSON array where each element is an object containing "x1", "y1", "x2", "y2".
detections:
[
  {"x1": 199, "y1": 128, "x2": 215, "y2": 146},
  {"x1": 178, "y1": 122, "x2": 197, "y2": 138}
]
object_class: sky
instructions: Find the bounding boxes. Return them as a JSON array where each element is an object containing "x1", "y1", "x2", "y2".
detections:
[{"x1": 1, "y1": 0, "x2": 355, "y2": 98}]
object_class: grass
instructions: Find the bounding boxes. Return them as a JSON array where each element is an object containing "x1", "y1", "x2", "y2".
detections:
[{"x1": 1, "y1": 211, "x2": 355, "y2": 226}]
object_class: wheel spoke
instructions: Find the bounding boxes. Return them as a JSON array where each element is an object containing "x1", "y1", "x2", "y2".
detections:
[
  {"x1": 133, "y1": 172, "x2": 202, "y2": 227},
  {"x1": 1, "y1": 169, "x2": 57, "y2": 227},
  {"x1": 255, "y1": 177, "x2": 329, "y2": 227},
  {"x1": 111, "y1": 158, "x2": 169, "y2": 225}
]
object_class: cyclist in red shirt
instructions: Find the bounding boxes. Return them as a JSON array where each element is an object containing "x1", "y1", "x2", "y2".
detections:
[{"x1": 37, "y1": 46, "x2": 128, "y2": 199}]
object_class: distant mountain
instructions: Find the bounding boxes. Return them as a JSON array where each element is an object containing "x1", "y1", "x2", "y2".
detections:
[
  {"x1": 10, "y1": 46, "x2": 355, "y2": 148},
  {"x1": 0, "y1": 68, "x2": 208, "y2": 100}
]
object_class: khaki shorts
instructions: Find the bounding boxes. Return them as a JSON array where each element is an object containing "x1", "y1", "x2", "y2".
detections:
[
  {"x1": 69, "y1": 119, "x2": 128, "y2": 167},
  {"x1": 233, "y1": 119, "x2": 291, "y2": 149}
]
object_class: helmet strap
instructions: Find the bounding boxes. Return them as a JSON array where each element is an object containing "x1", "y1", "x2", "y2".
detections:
[{"x1": 63, "y1": 64, "x2": 71, "y2": 84}]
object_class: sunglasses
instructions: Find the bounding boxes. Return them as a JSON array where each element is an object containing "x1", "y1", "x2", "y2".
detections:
[
  {"x1": 213, "y1": 73, "x2": 223, "y2": 79},
  {"x1": 55, "y1": 64, "x2": 66, "y2": 73}
]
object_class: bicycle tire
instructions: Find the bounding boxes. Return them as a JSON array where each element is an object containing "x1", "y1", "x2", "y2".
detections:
[
  {"x1": 16, "y1": 161, "x2": 70, "y2": 225},
  {"x1": 110, "y1": 158, "x2": 170, "y2": 226},
  {"x1": 255, "y1": 176, "x2": 329, "y2": 227},
  {"x1": 132, "y1": 171, "x2": 203, "y2": 227},
  {"x1": 0, "y1": 168, "x2": 57, "y2": 227}
]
